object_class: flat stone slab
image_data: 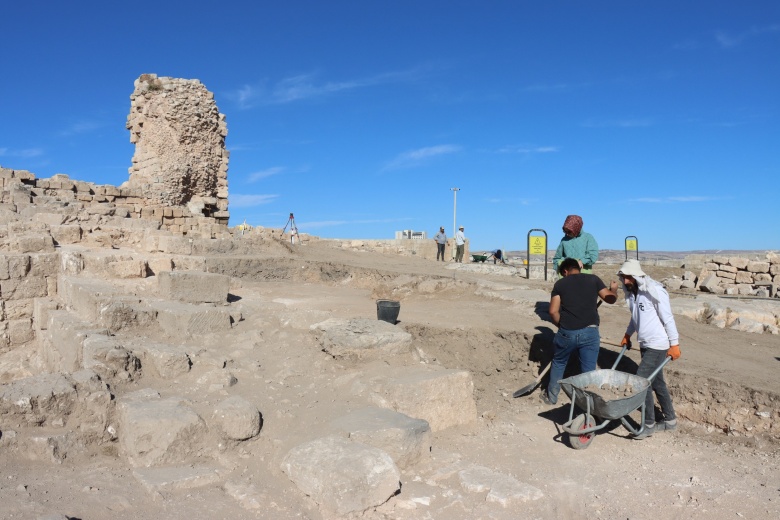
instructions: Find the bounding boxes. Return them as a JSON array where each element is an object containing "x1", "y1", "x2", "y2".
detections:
[
  {"x1": 330, "y1": 407, "x2": 431, "y2": 469},
  {"x1": 353, "y1": 364, "x2": 477, "y2": 431},
  {"x1": 158, "y1": 271, "x2": 229, "y2": 304},
  {"x1": 116, "y1": 389, "x2": 208, "y2": 467},
  {"x1": 151, "y1": 301, "x2": 233, "y2": 337},
  {"x1": 459, "y1": 465, "x2": 544, "y2": 506},
  {"x1": 281, "y1": 435, "x2": 400, "y2": 516},
  {"x1": 0, "y1": 374, "x2": 77, "y2": 428},
  {"x1": 133, "y1": 465, "x2": 224, "y2": 493},
  {"x1": 128, "y1": 341, "x2": 191, "y2": 379},
  {"x1": 313, "y1": 318, "x2": 413, "y2": 360}
]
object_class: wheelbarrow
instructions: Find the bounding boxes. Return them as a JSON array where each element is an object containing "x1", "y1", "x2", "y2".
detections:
[
  {"x1": 471, "y1": 254, "x2": 487, "y2": 262},
  {"x1": 558, "y1": 346, "x2": 671, "y2": 449}
]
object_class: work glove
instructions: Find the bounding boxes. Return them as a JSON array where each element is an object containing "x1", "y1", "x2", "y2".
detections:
[
  {"x1": 620, "y1": 333, "x2": 632, "y2": 349},
  {"x1": 667, "y1": 345, "x2": 681, "y2": 360}
]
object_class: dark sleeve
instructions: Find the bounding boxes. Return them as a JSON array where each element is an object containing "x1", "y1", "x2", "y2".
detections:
[
  {"x1": 551, "y1": 279, "x2": 562, "y2": 298},
  {"x1": 594, "y1": 276, "x2": 607, "y2": 292}
]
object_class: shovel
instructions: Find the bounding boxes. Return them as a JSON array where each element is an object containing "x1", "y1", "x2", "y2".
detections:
[
  {"x1": 512, "y1": 307, "x2": 621, "y2": 398},
  {"x1": 512, "y1": 363, "x2": 551, "y2": 397}
]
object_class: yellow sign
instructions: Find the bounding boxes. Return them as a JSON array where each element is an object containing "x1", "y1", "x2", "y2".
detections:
[
  {"x1": 625, "y1": 239, "x2": 637, "y2": 251},
  {"x1": 529, "y1": 236, "x2": 546, "y2": 255}
]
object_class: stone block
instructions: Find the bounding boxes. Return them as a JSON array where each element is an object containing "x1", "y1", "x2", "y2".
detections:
[
  {"x1": 109, "y1": 259, "x2": 148, "y2": 278},
  {"x1": 132, "y1": 465, "x2": 223, "y2": 494},
  {"x1": 158, "y1": 235, "x2": 192, "y2": 255},
  {"x1": 704, "y1": 262, "x2": 720, "y2": 270},
  {"x1": 8, "y1": 318, "x2": 34, "y2": 344},
  {"x1": 30, "y1": 253, "x2": 59, "y2": 277},
  {"x1": 172, "y1": 255, "x2": 206, "y2": 271},
  {"x1": 1, "y1": 276, "x2": 48, "y2": 300},
  {"x1": 82, "y1": 336, "x2": 140, "y2": 384},
  {"x1": 735, "y1": 271, "x2": 754, "y2": 284},
  {"x1": 0, "y1": 374, "x2": 77, "y2": 428},
  {"x1": 697, "y1": 274, "x2": 720, "y2": 293},
  {"x1": 50, "y1": 225, "x2": 82, "y2": 244},
  {"x1": 98, "y1": 299, "x2": 158, "y2": 333},
  {"x1": 5, "y1": 298, "x2": 33, "y2": 320},
  {"x1": 32, "y1": 212, "x2": 67, "y2": 226},
  {"x1": 158, "y1": 271, "x2": 229, "y2": 303},
  {"x1": 715, "y1": 271, "x2": 736, "y2": 280},
  {"x1": 57, "y1": 277, "x2": 117, "y2": 321},
  {"x1": 458, "y1": 465, "x2": 543, "y2": 506},
  {"x1": 718, "y1": 265, "x2": 737, "y2": 273},
  {"x1": 728, "y1": 257, "x2": 749, "y2": 269},
  {"x1": 754, "y1": 273, "x2": 772, "y2": 282},
  {"x1": 680, "y1": 279, "x2": 696, "y2": 289},
  {"x1": 360, "y1": 365, "x2": 477, "y2": 431},
  {"x1": 747, "y1": 261, "x2": 770, "y2": 274},
  {"x1": 152, "y1": 301, "x2": 232, "y2": 337},
  {"x1": 116, "y1": 390, "x2": 208, "y2": 467},
  {"x1": 211, "y1": 396, "x2": 261, "y2": 441},
  {"x1": 10, "y1": 234, "x2": 55, "y2": 253},
  {"x1": 147, "y1": 256, "x2": 173, "y2": 275},
  {"x1": 130, "y1": 342, "x2": 191, "y2": 379},
  {"x1": 315, "y1": 318, "x2": 413, "y2": 361},
  {"x1": 330, "y1": 407, "x2": 431, "y2": 469},
  {"x1": 281, "y1": 436, "x2": 400, "y2": 516},
  {"x1": 42, "y1": 311, "x2": 109, "y2": 373}
]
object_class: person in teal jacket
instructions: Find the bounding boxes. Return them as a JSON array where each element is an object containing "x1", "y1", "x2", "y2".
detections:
[{"x1": 552, "y1": 215, "x2": 598, "y2": 274}]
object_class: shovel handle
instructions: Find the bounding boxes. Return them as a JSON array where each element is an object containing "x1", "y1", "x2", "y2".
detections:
[{"x1": 534, "y1": 361, "x2": 551, "y2": 383}]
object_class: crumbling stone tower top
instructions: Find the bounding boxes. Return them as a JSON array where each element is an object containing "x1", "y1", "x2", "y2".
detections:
[{"x1": 126, "y1": 74, "x2": 229, "y2": 218}]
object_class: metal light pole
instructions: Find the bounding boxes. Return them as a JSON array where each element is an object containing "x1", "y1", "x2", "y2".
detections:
[{"x1": 451, "y1": 187, "x2": 460, "y2": 259}]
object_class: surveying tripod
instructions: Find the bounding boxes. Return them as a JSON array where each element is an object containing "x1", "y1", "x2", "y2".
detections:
[{"x1": 280, "y1": 213, "x2": 301, "y2": 245}]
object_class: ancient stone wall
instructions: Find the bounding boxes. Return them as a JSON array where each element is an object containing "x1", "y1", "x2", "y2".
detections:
[
  {"x1": 126, "y1": 74, "x2": 229, "y2": 218},
  {"x1": 1, "y1": 168, "x2": 230, "y2": 238},
  {"x1": 686, "y1": 254, "x2": 779, "y2": 297}
]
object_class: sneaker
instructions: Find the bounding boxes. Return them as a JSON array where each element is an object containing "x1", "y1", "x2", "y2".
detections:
[
  {"x1": 633, "y1": 424, "x2": 655, "y2": 440},
  {"x1": 539, "y1": 392, "x2": 556, "y2": 406},
  {"x1": 656, "y1": 420, "x2": 678, "y2": 432}
]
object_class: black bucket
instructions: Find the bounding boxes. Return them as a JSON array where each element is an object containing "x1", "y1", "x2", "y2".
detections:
[{"x1": 376, "y1": 299, "x2": 400, "y2": 324}]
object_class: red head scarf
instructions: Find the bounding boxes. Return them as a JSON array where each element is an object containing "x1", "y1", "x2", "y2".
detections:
[{"x1": 563, "y1": 215, "x2": 583, "y2": 237}]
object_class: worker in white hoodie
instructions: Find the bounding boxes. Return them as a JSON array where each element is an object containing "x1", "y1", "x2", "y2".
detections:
[{"x1": 617, "y1": 259, "x2": 682, "y2": 440}]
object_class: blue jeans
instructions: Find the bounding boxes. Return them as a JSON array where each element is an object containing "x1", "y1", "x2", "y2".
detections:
[
  {"x1": 637, "y1": 348, "x2": 676, "y2": 426},
  {"x1": 546, "y1": 326, "x2": 600, "y2": 404}
]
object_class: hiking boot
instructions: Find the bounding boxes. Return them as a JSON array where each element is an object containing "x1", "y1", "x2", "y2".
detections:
[
  {"x1": 633, "y1": 424, "x2": 655, "y2": 440},
  {"x1": 656, "y1": 420, "x2": 678, "y2": 432},
  {"x1": 540, "y1": 392, "x2": 556, "y2": 406}
]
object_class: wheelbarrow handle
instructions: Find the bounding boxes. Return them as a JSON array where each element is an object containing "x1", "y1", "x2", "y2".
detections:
[
  {"x1": 609, "y1": 345, "x2": 629, "y2": 370},
  {"x1": 646, "y1": 355, "x2": 672, "y2": 382}
]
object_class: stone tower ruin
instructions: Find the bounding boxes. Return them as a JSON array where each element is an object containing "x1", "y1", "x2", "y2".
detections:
[{"x1": 126, "y1": 74, "x2": 229, "y2": 219}]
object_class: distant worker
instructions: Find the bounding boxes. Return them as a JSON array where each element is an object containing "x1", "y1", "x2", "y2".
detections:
[
  {"x1": 552, "y1": 215, "x2": 599, "y2": 274},
  {"x1": 433, "y1": 227, "x2": 447, "y2": 261},
  {"x1": 489, "y1": 249, "x2": 506, "y2": 264},
  {"x1": 455, "y1": 226, "x2": 466, "y2": 263},
  {"x1": 541, "y1": 258, "x2": 619, "y2": 405},
  {"x1": 617, "y1": 259, "x2": 681, "y2": 440}
]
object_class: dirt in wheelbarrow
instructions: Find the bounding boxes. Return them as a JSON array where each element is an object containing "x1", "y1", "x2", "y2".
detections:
[
  {"x1": 583, "y1": 382, "x2": 635, "y2": 400},
  {"x1": 1, "y1": 244, "x2": 778, "y2": 520}
]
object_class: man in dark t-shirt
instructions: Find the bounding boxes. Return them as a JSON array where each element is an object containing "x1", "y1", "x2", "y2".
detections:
[{"x1": 541, "y1": 258, "x2": 619, "y2": 405}]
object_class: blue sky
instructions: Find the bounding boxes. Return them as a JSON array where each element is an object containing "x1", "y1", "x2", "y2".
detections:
[{"x1": 1, "y1": 1, "x2": 778, "y2": 252}]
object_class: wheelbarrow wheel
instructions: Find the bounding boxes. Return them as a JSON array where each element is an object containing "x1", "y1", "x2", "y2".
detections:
[{"x1": 568, "y1": 413, "x2": 595, "y2": 450}]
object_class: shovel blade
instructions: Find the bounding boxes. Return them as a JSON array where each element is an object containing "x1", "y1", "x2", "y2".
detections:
[{"x1": 512, "y1": 380, "x2": 541, "y2": 398}]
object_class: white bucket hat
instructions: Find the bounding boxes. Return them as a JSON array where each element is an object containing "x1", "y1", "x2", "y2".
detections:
[{"x1": 617, "y1": 259, "x2": 646, "y2": 277}]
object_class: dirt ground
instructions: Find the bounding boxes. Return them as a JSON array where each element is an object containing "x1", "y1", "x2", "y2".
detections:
[{"x1": 1, "y1": 239, "x2": 778, "y2": 519}]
